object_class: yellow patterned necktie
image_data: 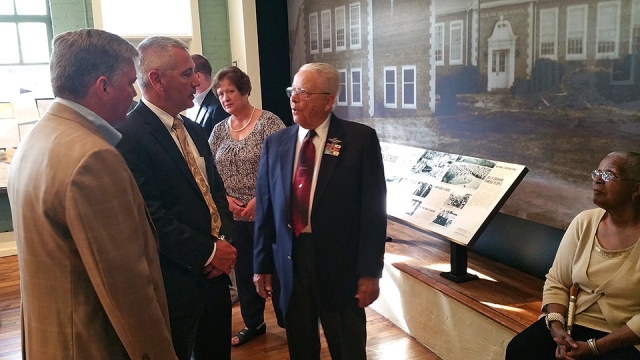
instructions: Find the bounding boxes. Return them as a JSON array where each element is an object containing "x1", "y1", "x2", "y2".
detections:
[{"x1": 172, "y1": 117, "x2": 222, "y2": 237}]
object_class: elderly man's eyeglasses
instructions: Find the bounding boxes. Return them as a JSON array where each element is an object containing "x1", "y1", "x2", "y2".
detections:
[
  {"x1": 591, "y1": 170, "x2": 638, "y2": 182},
  {"x1": 286, "y1": 87, "x2": 330, "y2": 100}
]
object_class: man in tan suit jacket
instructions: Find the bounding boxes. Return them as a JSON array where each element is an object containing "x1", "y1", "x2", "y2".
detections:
[{"x1": 7, "y1": 29, "x2": 176, "y2": 359}]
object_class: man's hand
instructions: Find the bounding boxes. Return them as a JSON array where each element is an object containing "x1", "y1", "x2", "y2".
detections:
[
  {"x1": 202, "y1": 263, "x2": 224, "y2": 278},
  {"x1": 355, "y1": 276, "x2": 380, "y2": 308},
  {"x1": 210, "y1": 239, "x2": 237, "y2": 275},
  {"x1": 254, "y1": 274, "x2": 273, "y2": 299}
]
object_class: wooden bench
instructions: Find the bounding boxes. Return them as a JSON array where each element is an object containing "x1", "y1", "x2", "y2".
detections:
[{"x1": 372, "y1": 217, "x2": 559, "y2": 360}]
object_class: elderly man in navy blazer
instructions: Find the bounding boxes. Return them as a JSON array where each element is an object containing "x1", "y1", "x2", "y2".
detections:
[{"x1": 253, "y1": 62, "x2": 387, "y2": 360}]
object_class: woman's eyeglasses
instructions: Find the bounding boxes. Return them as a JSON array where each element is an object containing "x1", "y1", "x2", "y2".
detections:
[{"x1": 591, "y1": 170, "x2": 638, "y2": 182}]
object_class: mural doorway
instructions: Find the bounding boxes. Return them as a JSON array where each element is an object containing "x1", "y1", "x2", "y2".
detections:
[
  {"x1": 491, "y1": 50, "x2": 509, "y2": 89},
  {"x1": 487, "y1": 16, "x2": 517, "y2": 91}
]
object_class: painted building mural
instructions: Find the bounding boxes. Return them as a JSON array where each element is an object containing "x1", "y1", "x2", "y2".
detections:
[{"x1": 287, "y1": 0, "x2": 640, "y2": 230}]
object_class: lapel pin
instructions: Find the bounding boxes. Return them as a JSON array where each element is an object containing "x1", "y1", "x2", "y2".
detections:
[{"x1": 324, "y1": 138, "x2": 342, "y2": 156}]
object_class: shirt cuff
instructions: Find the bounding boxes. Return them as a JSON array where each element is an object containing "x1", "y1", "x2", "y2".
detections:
[{"x1": 204, "y1": 241, "x2": 217, "y2": 267}]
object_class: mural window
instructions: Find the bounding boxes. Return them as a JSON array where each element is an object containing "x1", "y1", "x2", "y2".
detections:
[
  {"x1": 402, "y1": 65, "x2": 416, "y2": 109},
  {"x1": 434, "y1": 23, "x2": 444, "y2": 66},
  {"x1": 0, "y1": 0, "x2": 53, "y2": 96},
  {"x1": 491, "y1": 51, "x2": 507, "y2": 73},
  {"x1": 566, "y1": 5, "x2": 587, "y2": 60},
  {"x1": 633, "y1": 0, "x2": 640, "y2": 53},
  {"x1": 351, "y1": 68, "x2": 362, "y2": 106},
  {"x1": 384, "y1": 66, "x2": 396, "y2": 108},
  {"x1": 321, "y1": 10, "x2": 332, "y2": 53},
  {"x1": 449, "y1": 21, "x2": 463, "y2": 65},
  {"x1": 335, "y1": 6, "x2": 346, "y2": 51},
  {"x1": 309, "y1": 12, "x2": 319, "y2": 54},
  {"x1": 338, "y1": 69, "x2": 348, "y2": 106},
  {"x1": 539, "y1": 8, "x2": 558, "y2": 60},
  {"x1": 596, "y1": 1, "x2": 620, "y2": 59},
  {"x1": 349, "y1": 2, "x2": 361, "y2": 50}
]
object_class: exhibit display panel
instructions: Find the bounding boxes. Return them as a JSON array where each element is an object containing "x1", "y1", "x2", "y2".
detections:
[{"x1": 381, "y1": 142, "x2": 528, "y2": 247}]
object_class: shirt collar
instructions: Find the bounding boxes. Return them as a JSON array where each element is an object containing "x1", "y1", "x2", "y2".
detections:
[
  {"x1": 297, "y1": 114, "x2": 331, "y2": 144},
  {"x1": 141, "y1": 97, "x2": 181, "y2": 131},
  {"x1": 194, "y1": 86, "x2": 212, "y2": 106},
  {"x1": 55, "y1": 97, "x2": 122, "y2": 146}
]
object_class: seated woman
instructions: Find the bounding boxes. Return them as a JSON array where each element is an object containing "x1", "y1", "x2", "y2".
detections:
[
  {"x1": 208, "y1": 66, "x2": 286, "y2": 346},
  {"x1": 506, "y1": 151, "x2": 640, "y2": 360}
]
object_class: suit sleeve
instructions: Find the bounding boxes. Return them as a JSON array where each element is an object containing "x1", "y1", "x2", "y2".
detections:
[
  {"x1": 209, "y1": 158, "x2": 235, "y2": 239},
  {"x1": 116, "y1": 124, "x2": 215, "y2": 274},
  {"x1": 253, "y1": 137, "x2": 277, "y2": 274},
  {"x1": 66, "y1": 148, "x2": 175, "y2": 359},
  {"x1": 356, "y1": 129, "x2": 388, "y2": 278}
]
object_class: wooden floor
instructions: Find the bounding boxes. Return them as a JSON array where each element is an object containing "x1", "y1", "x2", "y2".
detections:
[
  {"x1": 0, "y1": 255, "x2": 439, "y2": 360},
  {"x1": 385, "y1": 220, "x2": 544, "y2": 333}
]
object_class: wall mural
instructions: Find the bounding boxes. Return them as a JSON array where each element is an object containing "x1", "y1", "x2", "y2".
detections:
[{"x1": 287, "y1": 0, "x2": 640, "y2": 230}]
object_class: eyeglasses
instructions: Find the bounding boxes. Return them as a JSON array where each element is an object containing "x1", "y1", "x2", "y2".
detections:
[
  {"x1": 591, "y1": 169, "x2": 639, "y2": 182},
  {"x1": 286, "y1": 87, "x2": 331, "y2": 100}
]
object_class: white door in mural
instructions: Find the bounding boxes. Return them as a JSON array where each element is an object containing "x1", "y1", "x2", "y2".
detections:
[{"x1": 491, "y1": 50, "x2": 509, "y2": 89}]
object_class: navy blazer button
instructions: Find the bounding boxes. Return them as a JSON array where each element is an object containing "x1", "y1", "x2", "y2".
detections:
[
  {"x1": 287, "y1": 256, "x2": 292, "y2": 260},
  {"x1": 287, "y1": 224, "x2": 292, "y2": 229}
]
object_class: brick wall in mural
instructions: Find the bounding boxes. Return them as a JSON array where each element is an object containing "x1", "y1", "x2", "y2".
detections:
[{"x1": 288, "y1": 0, "x2": 640, "y2": 229}]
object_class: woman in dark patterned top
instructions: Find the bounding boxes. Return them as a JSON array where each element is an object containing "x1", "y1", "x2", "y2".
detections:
[{"x1": 208, "y1": 66, "x2": 285, "y2": 347}]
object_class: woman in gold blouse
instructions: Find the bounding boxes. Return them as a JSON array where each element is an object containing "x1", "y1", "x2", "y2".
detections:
[{"x1": 506, "y1": 151, "x2": 640, "y2": 360}]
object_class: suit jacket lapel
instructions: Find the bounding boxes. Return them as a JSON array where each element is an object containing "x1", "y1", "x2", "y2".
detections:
[
  {"x1": 196, "y1": 91, "x2": 214, "y2": 125},
  {"x1": 277, "y1": 125, "x2": 299, "y2": 213},
  {"x1": 135, "y1": 102, "x2": 200, "y2": 193},
  {"x1": 312, "y1": 115, "x2": 344, "y2": 211}
]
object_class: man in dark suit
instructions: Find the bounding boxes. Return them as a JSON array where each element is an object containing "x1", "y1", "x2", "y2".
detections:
[
  {"x1": 116, "y1": 36, "x2": 237, "y2": 360},
  {"x1": 253, "y1": 62, "x2": 387, "y2": 360},
  {"x1": 187, "y1": 54, "x2": 230, "y2": 138}
]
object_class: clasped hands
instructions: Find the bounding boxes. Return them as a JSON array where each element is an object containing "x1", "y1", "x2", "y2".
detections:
[
  {"x1": 228, "y1": 196, "x2": 256, "y2": 220},
  {"x1": 202, "y1": 238, "x2": 237, "y2": 279},
  {"x1": 550, "y1": 324, "x2": 590, "y2": 360}
]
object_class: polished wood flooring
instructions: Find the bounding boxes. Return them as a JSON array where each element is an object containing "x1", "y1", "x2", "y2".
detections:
[
  {"x1": 385, "y1": 220, "x2": 544, "y2": 333},
  {"x1": 0, "y1": 255, "x2": 439, "y2": 359}
]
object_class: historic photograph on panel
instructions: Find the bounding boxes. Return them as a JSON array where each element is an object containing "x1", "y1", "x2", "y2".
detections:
[
  {"x1": 444, "y1": 191, "x2": 472, "y2": 209},
  {"x1": 287, "y1": 0, "x2": 640, "y2": 229},
  {"x1": 433, "y1": 210, "x2": 458, "y2": 227},
  {"x1": 413, "y1": 182, "x2": 433, "y2": 198}
]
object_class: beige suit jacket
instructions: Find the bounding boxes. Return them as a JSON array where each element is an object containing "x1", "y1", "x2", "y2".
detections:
[{"x1": 7, "y1": 102, "x2": 175, "y2": 359}]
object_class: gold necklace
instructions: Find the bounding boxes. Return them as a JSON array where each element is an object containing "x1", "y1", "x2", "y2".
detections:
[{"x1": 229, "y1": 106, "x2": 255, "y2": 132}]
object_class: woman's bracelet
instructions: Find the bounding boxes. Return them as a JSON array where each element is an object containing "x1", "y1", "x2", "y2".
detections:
[
  {"x1": 587, "y1": 338, "x2": 600, "y2": 356},
  {"x1": 545, "y1": 312, "x2": 565, "y2": 330}
]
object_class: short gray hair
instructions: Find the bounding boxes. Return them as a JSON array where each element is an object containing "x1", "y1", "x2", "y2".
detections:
[
  {"x1": 299, "y1": 63, "x2": 340, "y2": 96},
  {"x1": 137, "y1": 36, "x2": 189, "y2": 91},
  {"x1": 50, "y1": 29, "x2": 138, "y2": 101},
  {"x1": 607, "y1": 151, "x2": 640, "y2": 181}
]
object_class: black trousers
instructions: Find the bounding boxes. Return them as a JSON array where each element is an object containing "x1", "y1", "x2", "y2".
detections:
[
  {"x1": 506, "y1": 317, "x2": 640, "y2": 360},
  {"x1": 233, "y1": 220, "x2": 285, "y2": 329},
  {"x1": 170, "y1": 275, "x2": 232, "y2": 360},
  {"x1": 285, "y1": 233, "x2": 367, "y2": 360}
]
